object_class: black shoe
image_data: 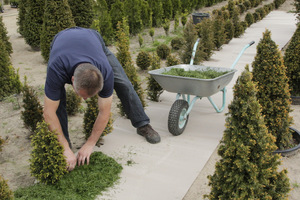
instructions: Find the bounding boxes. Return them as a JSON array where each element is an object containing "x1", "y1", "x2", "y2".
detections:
[{"x1": 137, "y1": 124, "x2": 161, "y2": 144}]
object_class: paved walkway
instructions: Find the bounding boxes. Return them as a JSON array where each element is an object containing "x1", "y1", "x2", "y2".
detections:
[{"x1": 96, "y1": 10, "x2": 297, "y2": 200}]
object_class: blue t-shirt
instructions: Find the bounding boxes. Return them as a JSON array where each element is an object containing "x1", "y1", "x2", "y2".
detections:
[{"x1": 45, "y1": 27, "x2": 114, "y2": 100}]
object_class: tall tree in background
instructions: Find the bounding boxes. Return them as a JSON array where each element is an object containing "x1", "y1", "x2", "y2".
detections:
[
  {"x1": 68, "y1": 0, "x2": 94, "y2": 28},
  {"x1": 171, "y1": 0, "x2": 181, "y2": 18},
  {"x1": 110, "y1": 0, "x2": 125, "y2": 30},
  {"x1": 140, "y1": 0, "x2": 152, "y2": 28},
  {"x1": 163, "y1": 0, "x2": 173, "y2": 20},
  {"x1": 252, "y1": 30, "x2": 293, "y2": 149},
  {"x1": 0, "y1": 16, "x2": 13, "y2": 56},
  {"x1": 17, "y1": 0, "x2": 27, "y2": 37},
  {"x1": 148, "y1": 0, "x2": 163, "y2": 27},
  {"x1": 124, "y1": 0, "x2": 143, "y2": 35},
  {"x1": 116, "y1": 18, "x2": 146, "y2": 115},
  {"x1": 23, "y1": 0, "x2": 45, "y2": 50},
  {"x1": 207, "y1": 67, "x2": 290, "y2": 199},
  {"x1": 40, "y1": 0, "x2": 75, "y2": 62}
]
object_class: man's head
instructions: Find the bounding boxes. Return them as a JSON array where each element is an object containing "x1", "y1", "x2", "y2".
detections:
[{"x1": 72, "y1": 63, "x2": 103, "y2": 100}]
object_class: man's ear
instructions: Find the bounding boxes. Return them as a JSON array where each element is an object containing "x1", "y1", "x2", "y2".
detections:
[{"x1": 71, "y1": 76, "x2": 75, "y2": 84}]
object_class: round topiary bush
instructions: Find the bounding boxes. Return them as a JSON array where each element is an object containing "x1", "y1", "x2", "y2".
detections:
[
  {"x1": 156, "y1": 44, "x2": 170, "y2": 59},
  {"x1": 136, "y1": 51, "x2": 151, "y2": 70},
  {"x1": 245, "y1": 12, "x2": 254, "y2": 26},
  {"x1": 171, "y1": 37, "x2": 184, "y2": 50},
  {"x1": 166, "y1": 54, "x2": 180, "y2": 67}
]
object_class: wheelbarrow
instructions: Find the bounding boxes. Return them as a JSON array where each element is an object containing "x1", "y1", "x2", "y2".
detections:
[{"x1": 149, "y1": 40, "x2": 255, "y2": 136}]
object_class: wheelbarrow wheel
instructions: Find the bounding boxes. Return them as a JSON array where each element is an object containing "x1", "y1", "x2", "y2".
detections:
[{"x1": 168, "y1": 99, "x2": 189, "y2": 136}]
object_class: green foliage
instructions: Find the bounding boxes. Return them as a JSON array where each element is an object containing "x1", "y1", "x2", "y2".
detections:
[
  {"x1": 110, "y1": 0, "x2": 125, "y2": 31},
  {"x1": 138, "y1": 34, "x2": 143, "y2": 48},
  {"x1": 206, "y1": 67, "x2": 290, "y2": 199},
  {"x1": 17, "y1": 0, "x2": 27, "y2": 36},
  {"x1": 68, "y1": 0, "x2": 94, "y2": 28},
  {"x1": 124, "y1": 0, "x2": 143, "y2": 35},
  {"x1": 162, "y1": 68, "x2": 230, "y2": 79},
  {"x1": 40, "y1": 0, "x2": 75, "y2": 62},
  {"x1": 174, "y1": 12, "x2": 180, "y2": 31},
  {"x1": 212, "y1": 13, "x2": 226, "y2": 50},
  {"x1": 66, "y1": 88, "x2": 82, "y2": 116},
  {"x1": 162, "y1": 0, "x2": 172, "y2": 20},
  {"x1": 171, "y1": 36, "x2": 184, "y2": 50},
  {"x1": 23, "y1": 0, "x2": 44, "y2": 50},
  {"x1": 147, "y1": 53, "x2": 163, "y2": 101},
  {"x1": 0, "y1": 16, "x2": 13, "y2": 56},
  {"x1": 149, "y1": 27, "x2": 155, "y2": 42},
  {"x1": 181, "y1": 10, "x2": 188, "y2": 27},
  {"x1": 166, "y1": 54, "x2": 180, "y2": 67},
  {"x1": 196, "y1": 18, "x2": 215, "y2": 60},
  {"x1": 180, "y1": 19, "x2": 204, "y2": 64},
  {"x1": 140, "y1": 0, "x2": 152, "y2": 28},
  {"x1": 274, "y1": 0, "x2": 286, "y2": 9},
  {"x1": 116, "y1": 18, "x2": 146, "y2": 113},
  {"x1": 224, "y1": 19, "x2": 234, "y2": 43},
  {"x1": 284, "y1": 24, "x2": 300, "y2": 96},
  {"x1": 0, "y1": 175, "x2": 13, "y2": 200},
  {"x1": 21, "y1": 78, "x2": 44, "y2": 132},
  {"x1": 163, "y1": 19, "x2": 170, "y2": 36},
  {"x1": 245, "y1": 12, "x2": 254, "y2": 27},
  {"x1": 252, "y1": 30, "x2": 293, "y2": 149},
  {"x1": 136, "y1": 51, "x2": 151, "y2": 70},
  {"x1": 252, "y1": 11, "x2": 261, "y2": 22},
  {"x1": 15, "y1": 152, "x2": 122, "y2": 200},
  {"x1": 30, "y1": 121, "x2": 68, "y2": 185},
  {"x1": 83, "y1": 95, "x2": 114, "y2": 145},
  {"x1": 232, "y1": 8, "x2": 244, "y2": 38},
  {"x1": 156, "y1": 43, "x2": 170, "y2": 59},
  {"x1": 92, "y1": 10, "x2": 114, "y2": 45},
  {"x1": 255, "y1": 7, "x2": 266, "y2": 19},
  {"x1": 0, "y1": 39, "x2": 22, "y2": 99},
  {"x1": 148, "y1": 0, "x2": 163, "y2": 27}
]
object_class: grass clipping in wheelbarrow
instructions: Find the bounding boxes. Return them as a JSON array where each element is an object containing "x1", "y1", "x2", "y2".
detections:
[
  {"x1": 14, "y1": 152, "x2": 123, "y2": 200},
  {"x1": 162, "y1": 68, "x2": 231, "y2": 79}
]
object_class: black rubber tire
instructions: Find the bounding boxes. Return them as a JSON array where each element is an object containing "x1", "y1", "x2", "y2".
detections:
[{"x1": 168, "y1": 99, "x2": 189, "y2": 136}]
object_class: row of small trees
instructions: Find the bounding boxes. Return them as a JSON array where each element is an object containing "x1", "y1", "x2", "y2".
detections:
[{"x1": 207, "y1": 29, "x2": 292, "y2": 199}]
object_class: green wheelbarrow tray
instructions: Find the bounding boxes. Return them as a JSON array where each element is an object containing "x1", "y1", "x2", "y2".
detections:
[{"x1": 148, "y1": 64, "x2": 237, "y2": 97}]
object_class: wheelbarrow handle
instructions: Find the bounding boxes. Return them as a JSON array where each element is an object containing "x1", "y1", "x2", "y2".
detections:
[{"x1": 230, "y1": 41, "x2": 255, "y2": 69}]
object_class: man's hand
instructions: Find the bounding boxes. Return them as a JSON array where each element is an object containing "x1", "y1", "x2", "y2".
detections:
[
  {"x1": 64, "y1": 148, "x2": 77, "y2": 171},
  {"x1": 77, "y1": 142, "x2": 94, "y2": 166}
]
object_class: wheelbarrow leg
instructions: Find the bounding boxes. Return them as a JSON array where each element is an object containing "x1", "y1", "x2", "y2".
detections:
[{"x1": 207, "y1": 87, "x2": 227, "y2": 113}]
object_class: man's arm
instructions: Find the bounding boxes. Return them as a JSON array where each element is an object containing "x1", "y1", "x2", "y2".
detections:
[
  {"x1": 43, "y1": 95, "x2": 77, "y2": 171},
  {"x1": 77, "y1": 95, "x2": 113, "y2": 166}
]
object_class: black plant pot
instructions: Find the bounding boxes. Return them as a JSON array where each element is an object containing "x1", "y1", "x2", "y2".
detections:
[
  {"x1": 291, "y1": 96, "x2": 300, "y2": 105},
  {"x1": 274, "y1": 127, "x2": 300, "y2": 156}
]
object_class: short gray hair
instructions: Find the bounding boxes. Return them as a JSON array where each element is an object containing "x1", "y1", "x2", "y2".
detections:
[{"x1": 73, "y1": 63, "x2": 103, "y2": 96}]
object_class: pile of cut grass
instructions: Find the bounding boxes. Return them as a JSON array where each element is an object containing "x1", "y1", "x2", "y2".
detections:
[
  {"x1": 14, "y1": 152, "x2": 122, "y2": 200},
  {"x1": 162, "y1": 68, "x2": 231, "y2": 79}
]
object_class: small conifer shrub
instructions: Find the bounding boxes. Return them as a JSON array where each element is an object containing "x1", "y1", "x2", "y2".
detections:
[
  {"x1": 245, "y1": 12, "x2": 254, "y2": 26},
  {"x1": 224, "y1": 19, "x2": 234, "y2": 43},
  {"x1": 156, "y1": 44, "x2": 170, "y2": 59},
  {"x1": 83, "y1": 96, "x2": 114, "y2": 145},
  {"x1": 149, "y1": 28, "x2": 155, "y2": 42},
  {"x1": 163, "y1": 19, "x2": 170, "y2": 36},
  {"x1": 66, "y1": 88, "x2": 82, "y2": 116},
  {"x1": 284, "y1": 24, "x2": 300, "y2": 96},
  {"x1": 166, "y1": 54, "x2": 180, "y2": 67},
  {"x1": 0, "y1": 175, "x2": 13, "y2": 200},
  {"x1": 206, "y1": 67, "x2": 290, "y2": 199},
  {"x1": 136, "y1": 51, "x2": 151, "y2": 70},
  {"x1": 147, "y1": 53, "x2": 163, "y2": 102},
  {"x1": 0, "y1": 39, "x2": 22, "y2": 99},
  {"x1": 21, "y1": 78, "x2": 44, "y2": 132},
  {"x1": 138, "y1": 34, "x2": 143, "y2": 48},
  {"x1": 252, "y1": 30, "x2": 293, "y2": 149},
  {"x1": 30, "y1": 121, "x2": 68, "y2": 185},
  {"x1": 171, "y1": 37, "x2": 184, "y2": 50},
  {"x1": 0, "y1": 16, "x2": 13, "y2": 56}
]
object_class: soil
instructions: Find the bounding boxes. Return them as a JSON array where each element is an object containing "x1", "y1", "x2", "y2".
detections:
[{"x1": 0, "y1": 1, "x2": 299, "y2": 199}]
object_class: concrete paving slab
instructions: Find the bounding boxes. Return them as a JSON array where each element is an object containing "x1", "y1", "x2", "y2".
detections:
[{"x1": 96, "y1": 11, "x2": 297, "y2": 200}]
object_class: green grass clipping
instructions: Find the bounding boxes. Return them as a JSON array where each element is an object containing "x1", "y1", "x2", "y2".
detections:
[
  {"x1": 14, "y1": 152, "x2": 123, "y2": 200},
  {"x1": 162, "y1": 68, "x2": 231, "y2": 79}
]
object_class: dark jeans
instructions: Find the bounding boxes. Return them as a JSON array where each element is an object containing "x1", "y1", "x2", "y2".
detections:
[{"x1": 57, "y1": 31, "x2": 150, "y2": 146}]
